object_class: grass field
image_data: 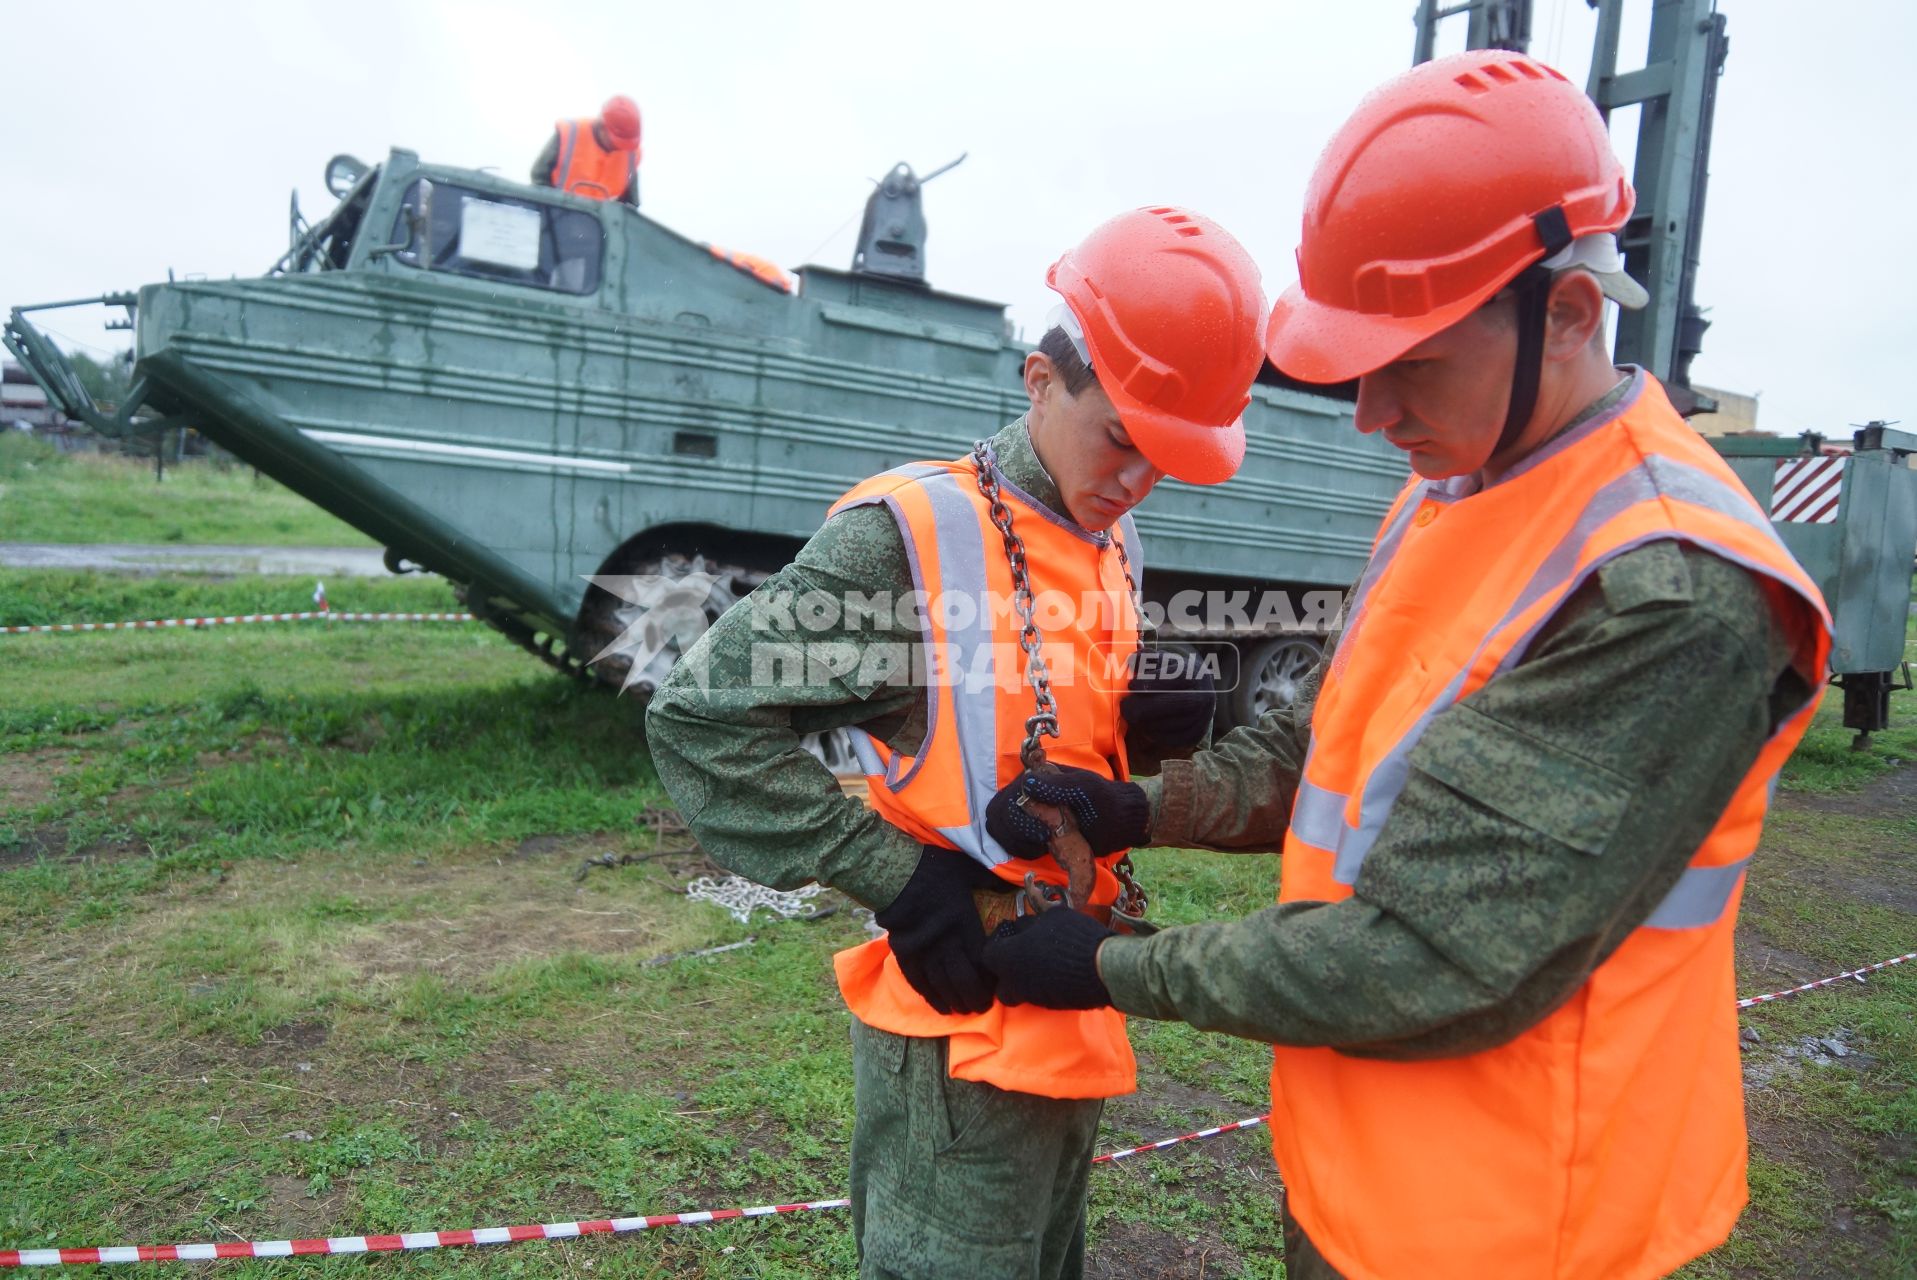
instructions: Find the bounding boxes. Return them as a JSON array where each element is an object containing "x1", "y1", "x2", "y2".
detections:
[
  {"x1": 0, "y1": 435, "x2": 374, "y2": 547},
  {"x1": 2, "y1": 568, "x2": 1913, "y2": 1278}
]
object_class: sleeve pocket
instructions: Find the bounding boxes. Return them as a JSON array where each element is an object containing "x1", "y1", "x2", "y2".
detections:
[{"x1": 1410, "y1": 704, "x2": 1632, "y2": 857}]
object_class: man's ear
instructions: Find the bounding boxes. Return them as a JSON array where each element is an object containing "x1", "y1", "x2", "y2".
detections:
[
  {"x1": 1544, "y1": 270, "x2": 1607, "y2": 361},
  {"x1": 1024, "y1": 350, "x2": 1057, "y2": 410}
]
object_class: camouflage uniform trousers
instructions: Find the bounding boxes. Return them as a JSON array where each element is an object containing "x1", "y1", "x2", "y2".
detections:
[{"x1": 848, "y1": 1019, "x2": 1104, "y2": 1280}]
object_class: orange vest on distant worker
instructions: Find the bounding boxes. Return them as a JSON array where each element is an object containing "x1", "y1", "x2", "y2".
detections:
[
  {"x1": 1269, "y1": 371, "x2": 1832, "y2": 1280},
  {"x1": 549, "y1": 119, "x2": 634, "y2": 201},
  {"x1": 829, "y1": 450, "x2": 1145, "y2": 1100}
]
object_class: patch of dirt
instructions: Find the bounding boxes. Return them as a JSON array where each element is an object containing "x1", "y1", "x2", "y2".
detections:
[
  {"x1": 0, "y1": 750, "x2": 71, "y2": 811},
  {"x1": 1768, "y1": 764, "x2": 1917, "y2": 911},
  {"x1": 1735, "y1": 937, "x2": 1834, "y2": 988},
  {"x1": 0, "y1": 824, "x2": 69, "y2": 866},
  {"x1": 1791, "y1": 761, "x2": 1917, "y2": 822},
  {"x1": 1088, "y1": 1219, "x2": 1246, "y2": 1279},
  {"x1": 255, "y1": 1173, "x2": 345, "y2": 1239},
  {"x1": 1103, "y1": 1073, "x2": 1254, "y2": 1142},
  {"x1": 347, "y1": 893, "x2": 666, "y2": 982},
  {"x1": 1089, "y1": 1055, "x2": 1282, "y2": 1271},
  {"x1": 1743, "y1": 1074, "x2": 1904, "y2": 1278},
  {"x1": 0, "y1": 824, "x2": 151, "y2": 869}
]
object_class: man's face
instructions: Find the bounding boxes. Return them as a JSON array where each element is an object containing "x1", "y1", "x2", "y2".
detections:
[
  {"x1": 1025, "y1": 355, "x2": 1165, "y2": 531},
  {"x1": 1353, "y1": 299, "x2": 1519, "y2": 480}
]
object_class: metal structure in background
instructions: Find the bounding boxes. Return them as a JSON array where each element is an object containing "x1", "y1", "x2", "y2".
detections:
[
  {"x1": 5, "y1": 148, "x2": 1402, "y2": 738},
  {"x1": 1712, "y1": 426, "x2": 1917, "y2": 745},
  {"x1": 1412, "y1": 0, "x2": 1534, "y2": 63},
  {"x1": 1414, "y1": 0, "x2": 1727, "y2": 413},
  {"x1": 1416, "y1": 1, "x2": 1913, "y2": 736},
  {"x1": 850, "y1": 154, "x2": 966, "y2": 283},
  {"x1": 1589, "y1": 0, "x2": 1727, "y2": 409}
]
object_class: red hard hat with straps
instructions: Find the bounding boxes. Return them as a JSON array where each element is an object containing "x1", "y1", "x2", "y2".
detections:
[
  {"x1": 599, "y1": 95, "x2": 642, "y2": 152},
  {"x1": 1047, "y1": 207, "x2": 1267, "y2": 486},
  {"x1": 1266, "y1": 50, "x2": 1635, "y2": 386}
]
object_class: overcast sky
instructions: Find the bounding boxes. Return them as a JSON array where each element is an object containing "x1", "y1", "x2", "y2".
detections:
[{"x1": 3, "y1": 0, "x2": 1910, "y2": 437}]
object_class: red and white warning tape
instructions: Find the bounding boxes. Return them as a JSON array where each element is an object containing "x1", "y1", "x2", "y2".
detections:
[
  {"x1": 2, "y1": 953, "x2": 1908, "y2": 1266},
  {"x1": 0, "y1": 1201, "x2": 853, "y2": 1268},
  {"x1": 2, "y1": 611, "x2": 475, "y2": 634},
  {"x1": 1735, "y1": 950, "x2": 1915, "y2": 1007},
  {"x1": 1092, "y1": 1114, "x2": 1266, "y2": 1164}
]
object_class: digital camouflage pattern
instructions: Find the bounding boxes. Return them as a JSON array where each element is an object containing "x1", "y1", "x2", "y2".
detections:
[
  {"x1": 1105, "y1": 532, "x2": 1809, "y2": 1059},
  {"x1": 849, "y1": 1020, "x2": 1101, "y2": 1280},
  {"x1": 646, "y1": 417, "x2": 1175, "y2": 914},
  {"x1": 647, "y1": 387, "x2": 1809, "y2": 1275},
  {"x1": 647, "y1": 418, "x2": 1160, "y2": 1280}
]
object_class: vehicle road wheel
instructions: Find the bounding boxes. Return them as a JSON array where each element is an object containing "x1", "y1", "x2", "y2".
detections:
[
  {"x1": 1226, "y1": 635, "x2": 1323, "y2": 730},
  {"x1": 578, "y1": 553, "x2": 759, "y2": 696},
  {"x1": 578, "y1": 554, "x2": 865, "y2": 778}
]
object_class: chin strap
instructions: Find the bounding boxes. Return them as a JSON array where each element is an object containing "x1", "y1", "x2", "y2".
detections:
[{"x1": 1495, "y1": 206, "x2": 1575, "y2": 460}]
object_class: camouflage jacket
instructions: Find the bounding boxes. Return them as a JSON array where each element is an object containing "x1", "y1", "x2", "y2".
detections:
[
  {"x1": 1102, "y1": 426, "x2": 1811, "y2": 1060},
  {"x1": 645, "y1": 419, "x2": 1184, "y2": 912}
]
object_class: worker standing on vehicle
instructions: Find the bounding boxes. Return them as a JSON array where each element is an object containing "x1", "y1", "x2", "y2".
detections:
[
  {"x1": 532, "y1": 95, "x2": 641, "y2": 206},
  {"x1": 977, "y1": 51, "x2": 1833, "y2": 1280},
  {"x1": 646, "y1": 207, "x2": 1268, "y2": 1279}
]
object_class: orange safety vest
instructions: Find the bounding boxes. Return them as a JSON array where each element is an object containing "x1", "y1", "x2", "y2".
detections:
[
  {"x1": 829, "y1": 449, "x2": 1145, "y2": 1099},
  {"x1": 1270, "y1": 370, "x2": 1832, "y2": 1280},
  {"x1": 549, "y1": 119, "x2": 635, "y2": 202},
  {"x1": 706, "y1": 244, "x2": 795, "y2": 293}
]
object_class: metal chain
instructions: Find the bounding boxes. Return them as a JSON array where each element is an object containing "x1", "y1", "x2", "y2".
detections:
[
  {"x1": 686, "y1": 874, "x2": 825, "y2": 924},
  {"x1": 970, "y1": 440, "x2": 1150, "y2": 927},
  {"x1": 973, "y1": 440, "x2": 1060, "y2": 768}
]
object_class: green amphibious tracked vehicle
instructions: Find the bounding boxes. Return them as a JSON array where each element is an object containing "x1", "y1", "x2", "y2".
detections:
[{"x1": 5, "y1": 149, "x2": 1405, "y2": 732}]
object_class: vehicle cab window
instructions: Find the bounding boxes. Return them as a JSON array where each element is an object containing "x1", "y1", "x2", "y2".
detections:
[{"x1": 390, "y1": 180, "x2": 605, "y2": 296}]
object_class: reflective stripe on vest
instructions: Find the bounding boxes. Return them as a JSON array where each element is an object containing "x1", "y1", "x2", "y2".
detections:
[
  {"x1": 835, "y1": 459, "x2": 1142, "y2": 869},
  {"x1": 1286, "y1": 422, "x2": 1827, "y2": 928},
  {"x1": 825, "y1": 445, "x2": 1144, "y2": 1099},
  {"x1": 1265, "y1": 370, "x2": 1834, "y2": 1280}
]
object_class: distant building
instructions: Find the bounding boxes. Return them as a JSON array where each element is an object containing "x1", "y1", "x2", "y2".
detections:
[
  {"x1": 2, "y1": 359, "x2": 66, "y2": 432},
  {"x1": 1687, "y1": 384, "x2": 1760, "y2": 437}
]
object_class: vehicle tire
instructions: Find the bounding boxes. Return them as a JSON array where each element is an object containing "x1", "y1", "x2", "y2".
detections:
[
  {"x1": 1224, "y1": 635, "x2": 1323, "y2": 731},
  {"x1": 576, "y1": 552, "x2": 864, "y2": 778},
  {"x1": 576, "y1": 552, "x2": 761, "y2": 696}
]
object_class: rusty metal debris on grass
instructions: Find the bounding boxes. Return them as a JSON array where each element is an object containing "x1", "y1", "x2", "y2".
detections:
[{"x1": 571, "y1": 807, "x2": 703, "y2": 882}]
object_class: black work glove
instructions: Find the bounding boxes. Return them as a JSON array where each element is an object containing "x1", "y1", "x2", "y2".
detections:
[
  {"x1": 1120, "y1": 654, "x2": 1217, "y2": 750},
  {"x1": 874, "y1": 845, "x2": 997, "y2": 1016},
  {"x1": 984, "y1": 766, "x2": 1150, "y2": 861},
  {"x1": 982, "y1": 910, "x2": 1115, "y2": 1010}
]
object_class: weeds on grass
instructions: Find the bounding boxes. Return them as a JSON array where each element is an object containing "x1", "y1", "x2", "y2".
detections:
[{"x1": 0, "y1": 571, "x2": 1911, "y2": 1277}]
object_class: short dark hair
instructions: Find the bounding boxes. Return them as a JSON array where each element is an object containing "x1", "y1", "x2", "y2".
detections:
[{"x1": 1036, "y1": 326, "x2": 1099, "y2": 397}]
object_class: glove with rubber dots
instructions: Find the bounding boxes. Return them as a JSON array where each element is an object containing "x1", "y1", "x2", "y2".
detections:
[
  {"x1": 1120, "y1": 651, "x2": 1217, "y2": 750},
  {"x1": 983, "y1": 766, "x2": 1150, "y2": 861},
  {"x1": 874, "y1": 844, "x2": 999, "y2": 1016},
  {"x1": 982, "y1": 909, "x2": 1115, "y2": 1010}
]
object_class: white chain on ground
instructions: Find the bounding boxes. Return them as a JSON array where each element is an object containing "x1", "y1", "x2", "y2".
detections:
[{"x1": 685, "y1": 875, "x2": 825, "y2": 924}]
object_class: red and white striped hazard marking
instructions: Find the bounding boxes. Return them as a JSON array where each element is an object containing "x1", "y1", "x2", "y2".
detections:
[
  {"x1": 1735, "y1": 950, "x2": 1915, "y2": 1007},
  {"x1": 2, "y1": 611, "x2": 475, "y2": 635},
  {"x1": 0, "y1": 1201, "x2": 852, "y2": 1268},
  {"x1": 1771, "y1": 455, "x2": 1847, "y2": 524},
  {"x1": 1093, "y1": 1115, "x2": 1266, "y2": 1164},
  {"x1": 3, "y1": 953, "x2": 1910, "y2": 1266}
]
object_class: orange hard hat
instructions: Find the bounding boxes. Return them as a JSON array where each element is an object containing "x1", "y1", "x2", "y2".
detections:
[
  {"x1": 1047, "y1": 207, "x2": 1266, "y2": 486},
  {"x1": 599, "y1": 95, "x2": 642, "y2": 151},
  {"x1": 1266, "y1": 50, "x2": 1635, "y2": 384}
]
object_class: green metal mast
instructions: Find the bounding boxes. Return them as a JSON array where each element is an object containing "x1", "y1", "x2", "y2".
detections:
[{"x1": 1411, "y1": 0, "x2": 1728, "y2": 412}]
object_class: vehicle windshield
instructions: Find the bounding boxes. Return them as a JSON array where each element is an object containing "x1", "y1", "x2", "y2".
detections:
[
  {"x1": 277, "y1": 167, "x2": 379, "y2": 275},
  {"x1": 389, "y1": 180, "x2": 605, "y2": 296}
]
